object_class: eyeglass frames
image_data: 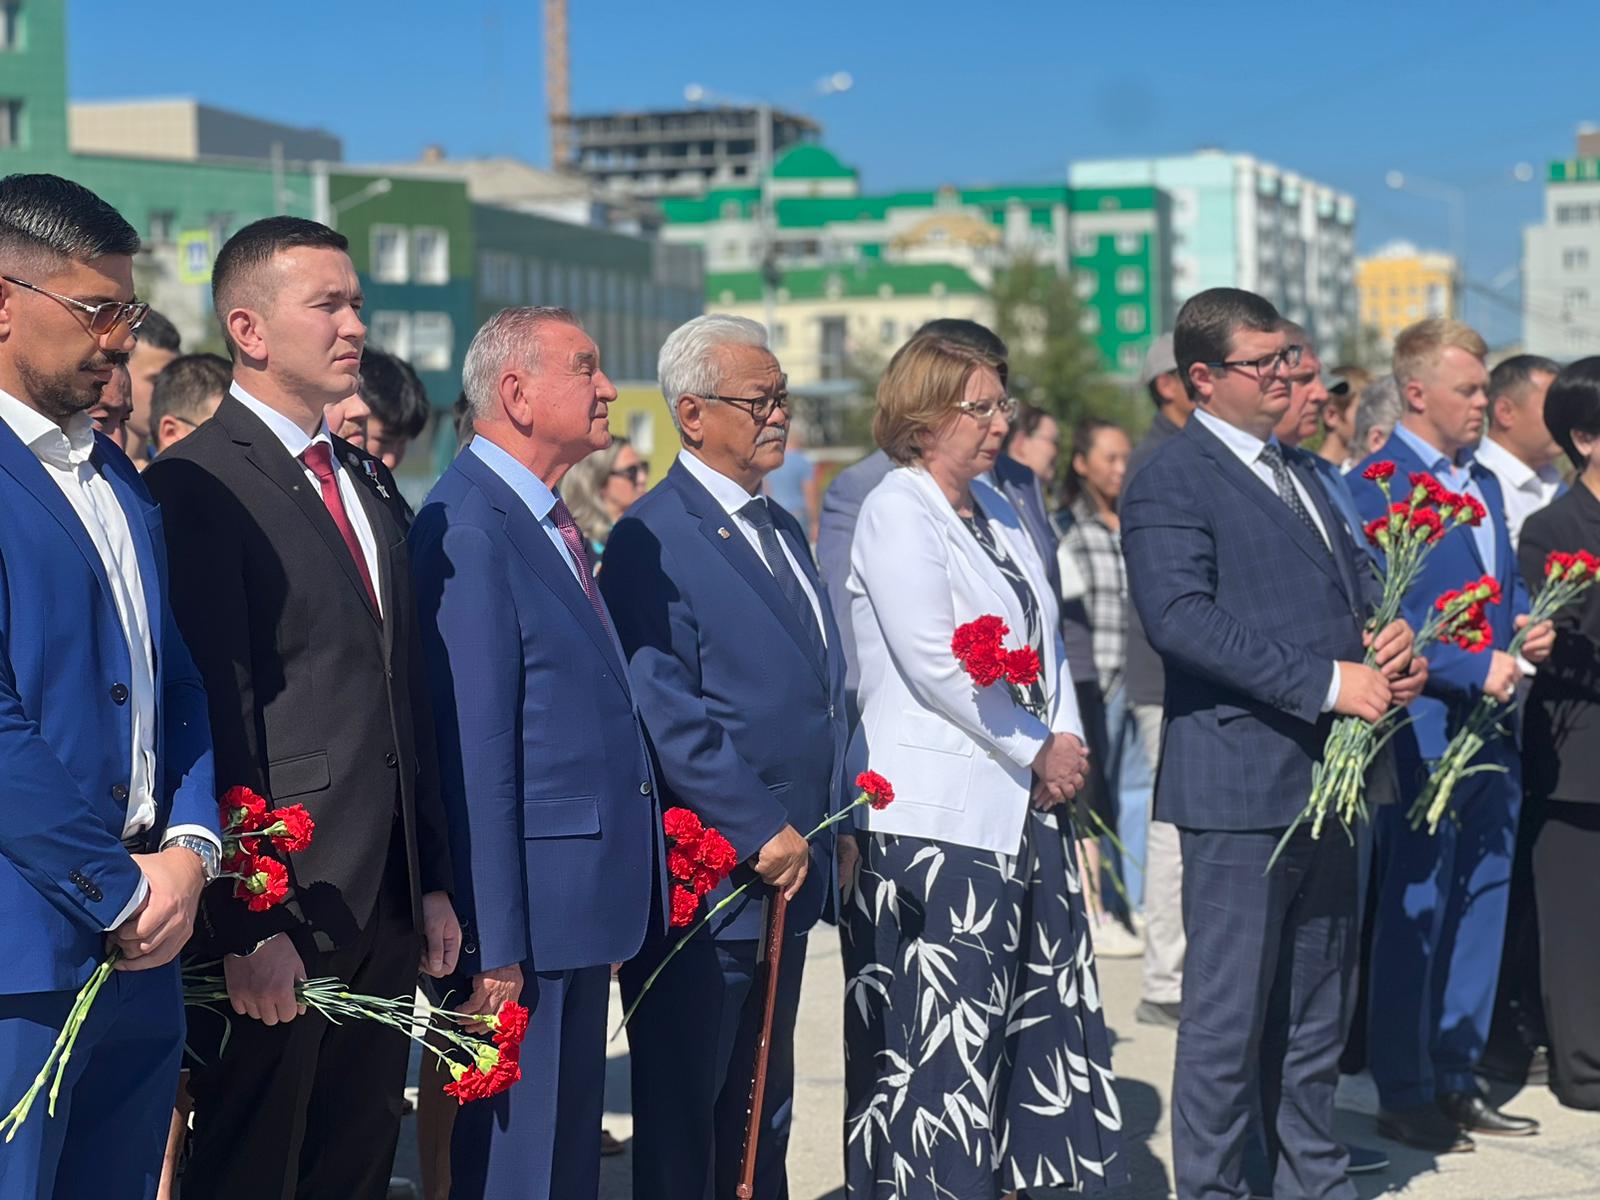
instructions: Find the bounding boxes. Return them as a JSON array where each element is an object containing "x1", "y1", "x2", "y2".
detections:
[{"x1": 1, "y1": 275, "x2": 149, "y2": 338}]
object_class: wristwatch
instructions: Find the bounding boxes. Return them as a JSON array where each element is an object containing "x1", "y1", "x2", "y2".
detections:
[{"x1": 162, "y1": 833, "x2": 222, "y2": 885}]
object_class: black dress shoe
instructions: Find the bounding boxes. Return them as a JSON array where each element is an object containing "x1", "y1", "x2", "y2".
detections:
[
  {"x1": 1376, "y1": 1106, "x2": 1475, "y2": 1154},
  {"x1": 1344, "y1": 1142, "x2": 1389, "y2": 1174},
  {"x1": 1438, "y1": 1091, "x2": 1540, "y2": 1137}
]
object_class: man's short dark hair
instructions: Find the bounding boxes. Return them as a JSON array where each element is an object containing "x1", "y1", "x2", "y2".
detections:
[
  {"x1": 913, "y1": 318, "x2": 1009, "y2": 390},
  {"x1": 1544, "y1": 356, "x2": 1600, "y2": 471},
  {"x1": 0, "y1": 174, "x2": 140, "y2": 275},
  {"x1": 1001, "y1": 400, "x2": 1052, "y2": 455},
  {"x1": 1173, "y1": 287, "x2": 1283, "y2": 400},
  {"x1": 150, "y1": 353, "x2": 230, "y2": 442},
  {"x1": 360, "y1": 348, "x2": 431, "y2": 440},
  {"x1": 136, "y1": 308, "x2": 181, "y2": 353},
  {"x1": 1487, "y1": 353, "x2": 1561, "y2": 405},
  {"x1": 211, "y1": 216, "x2": 348, "y2": 356}
]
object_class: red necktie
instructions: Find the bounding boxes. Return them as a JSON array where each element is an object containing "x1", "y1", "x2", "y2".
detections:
[
  {"x1": 550, "y1": 496, "x2": 608, "y2": 628},
  {"x1": 302, "y1": 442, "x2": 380, "y2": 615}
]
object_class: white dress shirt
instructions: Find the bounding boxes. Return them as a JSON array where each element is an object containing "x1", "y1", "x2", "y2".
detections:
[
  {"x1": 0, "y1": 387, "x2": 217, "y2": 927},
  {"x1": 1192, "y1": 406, "x2": 1342, "y2": 712},
  {"x1": 1473, "y1": 435, "x2": 1564, "y2": 550},
  {"x1": 231, "y1": 383, "x2": 384, "y2": 617},
  {"x1": 679, "y1": 451, "x2": 828, "y2": 645}
]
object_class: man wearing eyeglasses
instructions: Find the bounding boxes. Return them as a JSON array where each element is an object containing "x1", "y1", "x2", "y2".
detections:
[
  {"x1": 0, "y1": 173, "x2": 219, "y2": 1199},
  {"x1": 600, "y1": 314, "x2": 849, "y2": 1200},
  {"x1": 1121, "y1": 287, "x2": 1415, "y2": 1200}
]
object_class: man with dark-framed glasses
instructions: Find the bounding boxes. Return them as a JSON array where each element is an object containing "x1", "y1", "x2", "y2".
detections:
[{"x1": 601, "y1": 313, "x2": 849, "y2": 1200}]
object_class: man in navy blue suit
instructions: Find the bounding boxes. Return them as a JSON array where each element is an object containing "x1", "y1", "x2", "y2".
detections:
[
  {"x1": 1350, "y1": 318, "x2": 1554, "y2": 1153},
  {"x1": 601, "y1": 313, "x2": 849, "y2": 1200},
  {"x1": 1122, "y1": 288, "x2": 1418, "y2": 1200},
  {"x1": 0, "y1": 174, "x2": 218, "y2": 1200},
  {"x1": 409, "y1": 306, "x2": 662, "y2": 1200}
]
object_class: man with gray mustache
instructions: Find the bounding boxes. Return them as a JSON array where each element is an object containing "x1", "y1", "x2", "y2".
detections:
[{"x1": 601, "y1": 314, "x2": 850, "y2": 1200}]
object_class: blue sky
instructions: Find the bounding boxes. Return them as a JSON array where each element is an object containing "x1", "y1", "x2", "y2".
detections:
[{"x1": 72, "y1": 0, "x2": 1595, "y2": 345}]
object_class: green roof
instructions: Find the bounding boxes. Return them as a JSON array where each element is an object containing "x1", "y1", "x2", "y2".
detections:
[
  {"x1": 1068, "y1": 185, "x2": 1161, "y2": 212},
  {"x1": 658, "y1": 187, "x2": 762, "y2": 224},
  {"x1": 1550, "y1": 158, "x2": 1600, "y2": 183},
  {"x1": 705, "y1": 262, "x2": 986, "y2": 303},
  {"x1": 770, "y1": 143, "x2": 857, "y2": 180}
]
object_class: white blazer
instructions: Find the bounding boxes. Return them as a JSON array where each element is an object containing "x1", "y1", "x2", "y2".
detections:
[{"x1": 846, "y1": 465, "x2": 1083, "y2": 855}]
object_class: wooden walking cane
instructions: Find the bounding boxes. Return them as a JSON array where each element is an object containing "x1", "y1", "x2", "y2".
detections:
[{"x1": 735, "y1": 888, "x2": 791, "y2": 1199}]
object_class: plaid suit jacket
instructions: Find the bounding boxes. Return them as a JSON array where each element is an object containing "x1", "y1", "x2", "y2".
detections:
[{"x1": 1121, "y1": 415, "x2": 1376, "y2": 830}]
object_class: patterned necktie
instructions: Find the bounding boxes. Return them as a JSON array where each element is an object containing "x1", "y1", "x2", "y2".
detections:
[
  {"x1": 738, "y1": 498, "x2": 826, "y2": 666},
  {"x1": 302, "y1": 442, "x2": 381, "y2": 615},
  {"x1": 550, "y1": 496, "x2": 609, "y2": 629},
  {"x1": 1258, "y1": 442, "x2": 1327, "y2": 550}
]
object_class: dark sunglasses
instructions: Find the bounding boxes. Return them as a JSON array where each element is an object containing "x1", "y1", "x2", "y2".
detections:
[{"x1": 610, "y1": 462, "x2": 650, "y2": 484}]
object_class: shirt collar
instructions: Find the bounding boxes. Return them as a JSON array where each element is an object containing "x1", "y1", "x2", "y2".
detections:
[
  {"x1": 467, "y1": 435, "x2": 557, "y2": 522},
  {"x1": 1192, "y1": 404, "x2": 1283, "y2": 467},
  {"x1": 1473, "y1": 435, "x2": 1561, "y2": 492},
  {"x1": 679, "y1": 448, "x2": 762, "y2": 516},
  {"x1": 1393, "y1": 420, "x2": 1473, "y2": 475},
  {"x1": 0, "y1": 385, "x2": 97, "y2": 469},
  {"x1": 230, "y1": 381, "x2": 331, "y2": 461}
]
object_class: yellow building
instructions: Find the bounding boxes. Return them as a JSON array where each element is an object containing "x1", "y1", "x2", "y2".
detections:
[
  {"x1": 608, "y1": 383, "x2": 679, "y2": 474},
  {"x1": 1356, "y1": 241, "x2": 1457, "y2": 342}
]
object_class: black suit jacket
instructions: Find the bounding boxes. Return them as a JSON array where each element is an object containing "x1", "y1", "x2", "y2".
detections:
[
  {"x1": 1520, "y1": 483, "x2": 1600, "y2": 804},
  {"x1": 145, "y1": 395, "x2": 452, "y2": 956}
]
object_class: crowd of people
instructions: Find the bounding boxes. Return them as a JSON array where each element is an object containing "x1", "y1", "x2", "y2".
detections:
[{"x1": 2, "y1": 165, "x2": 1598, "y2": 1200}]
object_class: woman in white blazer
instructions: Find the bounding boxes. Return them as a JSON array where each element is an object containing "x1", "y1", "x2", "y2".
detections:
[{"x1": 840, "y1": 333, "x2": 1126, "y2": 1199}]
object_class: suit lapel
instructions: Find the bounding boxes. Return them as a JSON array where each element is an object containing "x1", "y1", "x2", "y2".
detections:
[
  {"x1": 459, "y1": 452, "x2": 631, "y2": 696},
  {"x1": 1286, "y1": 450, "x2": 1362, "y2": 606},
  {"x1": 336, "y1": 440, "x2": 403, "y2": 656},
  {"x1": 671, "y1": 462, "x2": 828, "y2": 687},
  {"x1": 217, "y1": 398, "x2": 382, "y2": 627},
  {"x1": 1188, "y1": 419, "x2": 1350, "y2": 598},
  {"x1": 93, "y1": 444, "x2": 167, "y2": 669},
  {"x1": 0, "y1": 419, "x2": 116, "y2": 608}
]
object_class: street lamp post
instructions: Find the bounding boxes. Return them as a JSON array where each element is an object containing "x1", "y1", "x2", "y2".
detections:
[{"x1": 1385, "y1": 170, "x2": 1467, "y2": 319}]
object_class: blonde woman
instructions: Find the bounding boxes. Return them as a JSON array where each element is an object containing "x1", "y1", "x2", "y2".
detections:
[{"x1": 560, "y1": 435, "x2": 649, "y2": 561}]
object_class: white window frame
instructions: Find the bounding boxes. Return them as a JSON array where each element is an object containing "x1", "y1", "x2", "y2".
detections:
[
  {"x1": 1116, "y1": 304, "x2": 1145, "y2": 334},
  {"x1": 371, "y1": 225, "x2": 410, "y2": 284},
  {"x1": 411, "y1": 227, "x2": 449, "y2": 285},
  {"x1": 409, "y1": 312, "x2": 454, "y2": 371},
  {"x1": 1115, "y1": 266, "x2": 1143, "y2": 294},
  {"x1": 368, "y1": 311, "x2": 411, "y2": 357}
]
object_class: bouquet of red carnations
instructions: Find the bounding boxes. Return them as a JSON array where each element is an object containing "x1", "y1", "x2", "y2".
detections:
[
  {"x1": 1409, "y1": 549, "x2": 1600, "y2": 833},
  {"x1": 1270, "y1": 464, "x2": 1487, "y2": 866},
  {"x1": 1, "y1": 786, "x2": 315, "y2": 1140},
  {"x1": 616, "y1": 772, "x2": 896, "y2": 1032}
]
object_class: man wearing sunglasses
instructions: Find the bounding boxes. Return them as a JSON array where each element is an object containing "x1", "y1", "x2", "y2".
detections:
[
  {"x1": 1121, "y1": 287, "x2": 1415, "y2": 1200},
  {"x1": 0, "y1": 173, "x2": 219, "y2": 1199}
]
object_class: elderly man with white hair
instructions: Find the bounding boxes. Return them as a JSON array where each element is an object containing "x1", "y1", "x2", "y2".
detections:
[
  {"x1": 409, "y1": 306, "x2": 663, "y2": 1200},
  {"x1": 601, "y1": 314, "x2": 850, "y2": 1200}
]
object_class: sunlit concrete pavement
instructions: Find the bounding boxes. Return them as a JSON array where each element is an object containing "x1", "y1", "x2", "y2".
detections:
[{"x1": 396, "y1": 934, "x2": 1600, "y2": 1198}]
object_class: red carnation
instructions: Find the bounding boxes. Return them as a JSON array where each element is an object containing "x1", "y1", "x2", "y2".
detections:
[
  {"x1": 220, "y1": 785, "x2": 268, "y2": 833},
  {"x1": 1362, "y1": 461, "x2": 1396, "y2": 482},
  {"x1": 695, "y1": 829, "x2": 739, "y2": 877},
  {"x1": 1409, "y1": 508, "x2": 1445, "y2": 542},
  {"x1": 443, "y1": 1067, "x2": 495, "y2": 1104},
  {"x1": 1434, "y1": 588, "x2": 1460, "y2": 612},
  {"x1": 1409, "y1": 472, "x2": 1450, "y2": 505},
  {"x1": 689, "y1": 865, "x2": 721, "y2": 896},
  {"x1": 1577, "y1": 550, "x2": 1600, "y2": 577},
  {"x1": 855, "y1": 770, "x2": 895, "y2": 811},
  {"x1": 1470, "y1": 576, "x2": 1502, "y2": 605},
  {"x1": 1547, "y1": 550, "x2": 1577, "y2": 579},
  {"x1": 662, "y1": 807, "x2": 704, "y2": 848},
  {"x1": 266, "y1": 804, "x2": 315, "y2": 854},
  {"x1": 1363, "y1": 516, "x2": 1391, "y2": 548},
  {"x1": 952, "y1": 615, "x2": 1010, "y2": 688},
  {"x1": 490, "y1": 1000, "x2": 529, "y2": 1051},
  {"x1": 1003, "y1": 646, "x2": 1041, "y2": 689},
  {"x1": 668, "y1": 885, "x2": 700, "y2": 928},
  {"x1": 666, "y1": 847, "x2": 695, "y2": 881},
  {"x1": 234, "y1": 854, "x2": 289, "y2": 912}
]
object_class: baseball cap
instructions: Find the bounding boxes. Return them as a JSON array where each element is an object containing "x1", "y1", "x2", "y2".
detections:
[{"x1": 1139, "y1": 333, "x2": 1177, "y2": 385}]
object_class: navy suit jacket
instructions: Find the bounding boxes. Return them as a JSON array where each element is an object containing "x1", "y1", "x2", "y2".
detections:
[
  {"x1": 816, "y1": 449, "x2": 892, "y2": 704},
  {"x1": 409, "y1": 449, "x2": 663, "y2": 976},
  {"x1": 0, "y1": 422, "x2": 216, "y2": 993},
  {"x1": 1121, "y1": 416, "x2": 1375, "y2": 831},
  {"x1": 1350, "y1": 433, "x2": 1530, "y2": 766},
  {"x1": 601, "y1": 458, "x2": 849, "y2": 942}
]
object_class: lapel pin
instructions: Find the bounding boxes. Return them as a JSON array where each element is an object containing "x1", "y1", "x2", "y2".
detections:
[
  {"x1": 717, "y1": 527, "x2": 732, "y2": 539},
  {"x1": 360, "y1": 459, "x2": 392, "y2": 500}
]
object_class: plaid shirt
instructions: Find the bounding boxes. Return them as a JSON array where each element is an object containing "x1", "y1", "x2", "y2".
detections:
[{"x1": 1061, "y1": 494, "x2": 1127, "y2": 694}]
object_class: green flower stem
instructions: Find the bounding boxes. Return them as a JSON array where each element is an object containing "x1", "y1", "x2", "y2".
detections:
[
  {"x1": 615, "y1": 789, "x2": 875, "y2": 1036},
  {"x1": 1, "y1": 951, "x2": 119, "y2": 1141}
]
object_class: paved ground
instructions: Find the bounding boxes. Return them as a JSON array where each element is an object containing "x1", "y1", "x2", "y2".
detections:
[{"x1": 396, "y1": 935, "x2": 1600, "y2": 1198}]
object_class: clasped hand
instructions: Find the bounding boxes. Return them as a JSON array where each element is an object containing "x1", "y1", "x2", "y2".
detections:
[
  {"x1": 109, "y1": 846, "x2": 204, "y2": 972},
  {"x1": 1030, "y1": 732, "x2": 1088, "y2": 811}
]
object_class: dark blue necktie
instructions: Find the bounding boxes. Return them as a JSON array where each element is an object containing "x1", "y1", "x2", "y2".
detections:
[{"x1": 739, "y1": 498, "x2": 825, "y2": 666}]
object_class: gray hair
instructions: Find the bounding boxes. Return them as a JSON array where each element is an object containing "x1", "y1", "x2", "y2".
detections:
[
  {"x1": 462, "y1": 306, "x2": 581, "y2": 419},
  {"x1": 1354, "y1": 375, "x2": 1404, "y2": 455},
  {"x1": 657, "y1": 313, "x2": 769, "y2": 433}
]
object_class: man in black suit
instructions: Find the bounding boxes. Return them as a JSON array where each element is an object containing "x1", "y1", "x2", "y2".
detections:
[{"x1": 144, "y1": 217, "x2": 460, "y2": 1200}]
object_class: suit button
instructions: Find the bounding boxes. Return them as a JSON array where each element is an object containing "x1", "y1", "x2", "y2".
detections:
[
  {"x1": 110, "y1": 783, "x2": 129, "y2": 803},
  {"x1": 639, "y1": 781, "x2": 652, "y2": 796},
  {"x1": 110, "y1": 683, "x2": 129, "y2": 705},
  {"x1": 462, "y1": 940, "x2": 478, "y2": 956},
  {"x1": 385, "y1": 752, "x2": 398, "y2": 769}
]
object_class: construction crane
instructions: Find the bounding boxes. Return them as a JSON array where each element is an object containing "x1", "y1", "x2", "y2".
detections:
[{"x1": 544, "y1": 0, "x2": 571, "y2": 170}]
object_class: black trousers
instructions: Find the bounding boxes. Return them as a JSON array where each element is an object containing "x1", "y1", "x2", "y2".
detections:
[
  {"x1": 184, "y1": 837, "x2": 419, "y2": 1200},
  {"x1": 1534, "y1": 799, "x2": 1600, "y2": 1109}
]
